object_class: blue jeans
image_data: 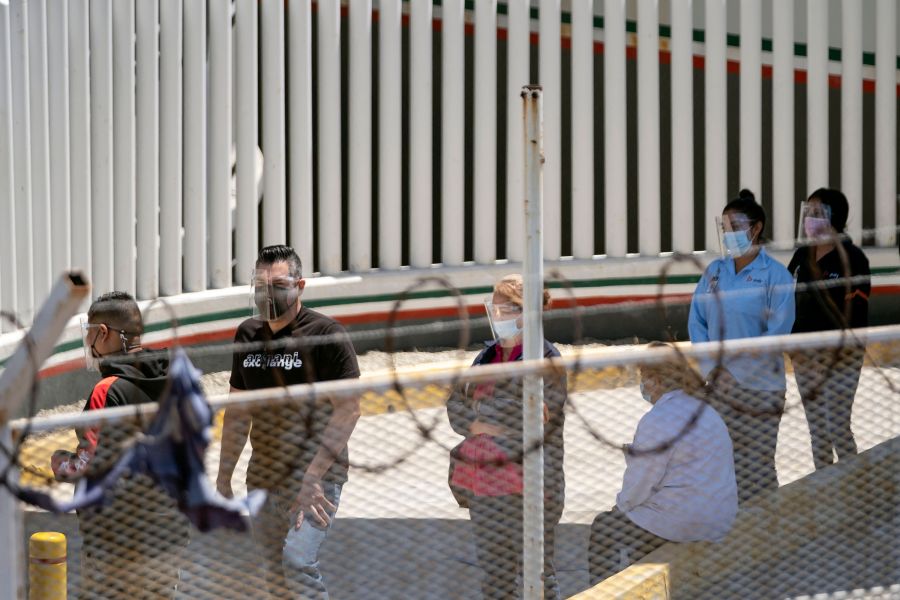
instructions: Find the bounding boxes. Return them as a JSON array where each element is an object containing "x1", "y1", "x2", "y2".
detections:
[{"x1": 251, "y1": 482, "x2": 341, "y2": 600}]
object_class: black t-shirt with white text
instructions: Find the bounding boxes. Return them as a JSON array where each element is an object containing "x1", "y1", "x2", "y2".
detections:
[{"x1": 230, "y1": 306, "x2": 360, "y2": 491}]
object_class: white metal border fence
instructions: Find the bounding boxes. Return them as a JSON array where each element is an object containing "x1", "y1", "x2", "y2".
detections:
[{"x1": 1, "y1": 0, "x2": 898, "y2": 329}]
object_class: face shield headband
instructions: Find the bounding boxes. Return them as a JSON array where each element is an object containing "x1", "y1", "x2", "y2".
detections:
[
  {"x1": 251, "y1": 269, "x2": 302, "y2": 322},
  {"x1": 484, "y1": 299, "x2": 524, "y2": 342}
]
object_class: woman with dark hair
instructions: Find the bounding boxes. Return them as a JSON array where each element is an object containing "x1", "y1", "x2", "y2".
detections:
[
  {"x1": 688, "y1": 189, "x2": 795, "y2": 502},
  {"x1": 788, "y1": 188, "x2": 870, "y2": 470},
  {"x1": 446, "y1": 274, "x2": 566, "y2": 599}
]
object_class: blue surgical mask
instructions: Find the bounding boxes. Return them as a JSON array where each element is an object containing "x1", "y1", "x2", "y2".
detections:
[
  {"x1": 639, "y1": 380, "x2": 653, "y2": 403},
  {"x1": 492, "y1": 318, "x2": 522, "y2": 341},
  {"x1": 723, "y1": 230, "x2": 753, "y2": 257}
]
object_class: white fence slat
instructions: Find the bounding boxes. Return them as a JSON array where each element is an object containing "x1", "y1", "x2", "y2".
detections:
[
  {"x1": 409, "y1": 0, "x2": 432, "y2": 268},
  {"x1": 0, "y1": 4, "x2": 17, "y2": 331},
  {"x1": 27, "y1": 0, "x2": 51, "y2": 306},
  {"x1": 875, "y1": 0, "x2": 897, "y2": 247},
  {"x1": 571, "y1": 0, "x2": 593, "y2": 259},
  {"x1": 806, "y1": 1, "x2": 828, "y2": 190},
  {"x1": 441, "y1": 0, "x2": 465, "y2": 266},
  {"x1": 209, "y1": 0, "x2": 232, "y2": 288},
  {"x1": 841, "y1": 0, "x2": 863, "y2": 242},
  {"x1": 159, "y1": 0, "x2": 182, "y2": 296},
  {"x1": 68, "y1": 0, "x2": 90, "y2": 288},
  {"x1": 112, "y1": 0, "x2": 135, "y2": 295},
  {"x1": 288, "y1": 0, "x2": 313, "y2": 272},
  {"x1": 378, "y1": 0, "x2": 402, "y2": 270},
  {"x1": 604, "y1": 0, "x2": 627, "y2": 257},
  {"x1": 670, "y1": 0, "x2": 693, "y2": 253},
  {"x1": 235, "y1": 0, "x2": 258, "y2": 284},
  {"x1": 317, "y1": 0, "x2": 342, "y2": 273},
  {"x1": 772, "y1": 0, "x2": 795, "y2": 245},
  {"x1": 739, "y1": 0, "x2": 761, "y2": 198},
  {"x1": 89, "y1": 0, "x2": 113, "y2": 301},
  {"x1": 474, "y1": 0, "x2": 497, "y2": 264},
  {"x1": 637, "y1": 0, "x2": 660, "y2": 255},
  {"x1": 348, "y1": 0, "x2": 372, "y2": 271},
  {"x1": 505, "y1": 0, "x2": 529, "y2": 263},
  {"x1": 46, "y1": 0, "x2": 71, "y2": 278},
  {"x1": 136, "y1": 0, "x2": 159, "y2": 299},
  {"x1": 183, "y1": 0, "x2": 206, "y2": 292},
  {"x1": 704, "y1": 0, "x2": 727, "y2": 251},
  {"x1": 262, "y1": 0, "x2": 287, "y2": 248},
  {"x1": 539, "y1": 0, "x2": 561, "y2": 260}
]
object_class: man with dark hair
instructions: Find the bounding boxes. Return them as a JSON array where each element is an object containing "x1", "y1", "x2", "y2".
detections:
[
  {"x1": 51, "y1": 292, "x2": 189, "y2": 599},
  {"x1": 217, "y1": 244, "x2": 361, "y2": 599}
]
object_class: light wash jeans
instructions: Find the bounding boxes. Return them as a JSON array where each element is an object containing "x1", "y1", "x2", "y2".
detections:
[{"x1": 251, "y1": 482, "x2": 342, "y2": 600}]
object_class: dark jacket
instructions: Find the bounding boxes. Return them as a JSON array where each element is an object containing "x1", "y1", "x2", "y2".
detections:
[
  {"x1": 77, "y1": 350, "x2": 190, "y2": 554},
  {"x1": 446, "y1": 339, "x2": 566, "y2": 502},
  {"x1": 788, "y1": 239, "x2": 870, "y2": 333}
]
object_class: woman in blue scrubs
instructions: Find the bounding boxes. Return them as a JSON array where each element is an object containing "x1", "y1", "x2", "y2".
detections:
[{"x1": 688, "y1": 189, "x2": 795, "y2": 502}]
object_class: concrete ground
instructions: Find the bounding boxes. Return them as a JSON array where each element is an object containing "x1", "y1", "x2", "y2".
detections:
[{"x1": 21, "y1": 361, "x2": 900, "y2": 599}]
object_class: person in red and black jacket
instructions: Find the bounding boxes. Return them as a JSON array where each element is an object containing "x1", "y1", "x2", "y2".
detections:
[
  {"x1": 51, "y1": 292, "x2": 189, "y2": 599},
  {"x1": 788, "y1": 188, "x2": 871, "y2": 470}
]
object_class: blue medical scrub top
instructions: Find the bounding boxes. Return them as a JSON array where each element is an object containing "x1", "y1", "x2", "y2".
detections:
[{"x1": 688, "y1": 247, "x2": 796, "y2": 391}]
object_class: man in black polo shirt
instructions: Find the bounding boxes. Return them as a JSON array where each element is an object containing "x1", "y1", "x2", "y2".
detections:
[{"x1": 216, "y1": 245, "x2": 361, "y2": 599}]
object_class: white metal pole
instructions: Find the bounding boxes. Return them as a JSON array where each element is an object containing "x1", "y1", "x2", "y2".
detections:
[
  {"x1": 10, "y1": 0, "x2": 34, "y2": 325},
  {"x1": 68, "y1": 0, "x2": 90, "y2": 293},
  {"x1": 236, "y1": 0, "x2": 258, "y2": 284},
  {"x1": 378, "y1": 0, "x2": 402, "y2": 270},
  {"x1": 288, "y1": 0, "x2": 313, "y2": 271},
  {"x1": 637, "y1": 0, "x2": 660, "y2": 255},
  {"x1": 263, "y1": 0, "x2": 287, "y2": 248},
  {"x1": 539, "y1": 0, "x2": 561, "y2": 260},
  {"x1": 441, "y1": 0, "x2": 465, "y2": 266},
  {"x1": 772, "y1": 0, "x2": 795, "y2": 246},
  {"x1": 349, "y1": 0, "x2": 372, "y2": 272},
  {"x1": 0, "y1": 3, "x2": 17, "y2": 333},
  {"x1": 27, "y1": 0, "x2": 52, "y2": 306},
  {"x1": 874, "y1": 0, "x2": 897, "y2": 247},
  {"x1": 0, "y1": 426, "x2": 24, "y2": 600},
  {"x1": 474, "y1": 0, "x2": 498, "y2": 265},
  {"x1": 159, "y1": 0, "x2": 182, "y2": 296},
  {"x1": 571, "y1": 0, "x2": 594, "y2": 259},
  {"x1": 670, "y1": 0, "x2": 693, "y2": 253},
  {"x1": 46, "y1": 0, "x2": 71, "y2": 278},
  {"x1": 112, "y1": 0, "x2": 135, "y2": 295},
  {"x1": 409, "y1": 0, "x2": 432, "y2": 268},
  {"x1": 89, "y1": 0, "x2": 113, "y2": 301},
  {"x1": 604, "y1": 0, "x2": 627, "y2": 257},
  {"x1": 739, "y1": 0, "x2": 761, "y2": 197},
  {"x1": 806, "y1": 1, "x2": 828, "y2": 190},
  {"x1": 135, "y1": 0, "x2": 159, "y2": 299},
  {"x1": 506, "y1": 0, "x2": 529, "y2": 263},
  {"x1": 318, "y1": 0, "x2": 342, "y2": 273},
  {"x1": 704, "y1": 0, "x2": 727, "y2": 251},
  {"x1": 521, "y1": 84, "x2": 545, "y2": 600},
  {"x1": 209, "y1": 0, "x2": 232, "y2": 288},
  {"x1": 841, "y1": 0, "x2": 863, "y2": 243},
  {"x1": 183, "y1": 0, "x2": 207, "y2": 292}
]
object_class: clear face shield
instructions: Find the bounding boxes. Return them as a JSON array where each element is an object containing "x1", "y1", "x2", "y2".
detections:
[
  {"x1": 484, "y1": 299, "x2": 524, "y2": 342},
  {"x1": 797, "y1": 201, "x2": 833, "y2": 243},
  {"x1": 715, "y1": 212, "x2": 756, "y2": 258},
  {"x1": 251, "y1": 269, "x2": 302, "y2": 322},
  {"x1": 81, "y1": 319, "x2": 130, "y2": 372}
]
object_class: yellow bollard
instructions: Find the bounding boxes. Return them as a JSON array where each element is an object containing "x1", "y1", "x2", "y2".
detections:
[{"x1": 29, "y1": 532, "x2": 67, "y2": 600}]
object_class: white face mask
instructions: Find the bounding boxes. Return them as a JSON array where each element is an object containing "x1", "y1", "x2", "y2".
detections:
[
  {"x1": 492, "y1": 318, "x2": 522, "y2": 341},
  {"x1": 639, "y1": 380, "x2": 653, "y2": 403}
]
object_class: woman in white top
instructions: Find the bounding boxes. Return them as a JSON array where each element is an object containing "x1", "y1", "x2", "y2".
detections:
[{"x1": 589, "y1": 343, "x2": 738, "y2": 584}]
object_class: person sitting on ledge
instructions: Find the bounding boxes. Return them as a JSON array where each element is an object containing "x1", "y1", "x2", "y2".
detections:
[{"x1": 588, "y1": 342, "x2": 738, "y2": 585}]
